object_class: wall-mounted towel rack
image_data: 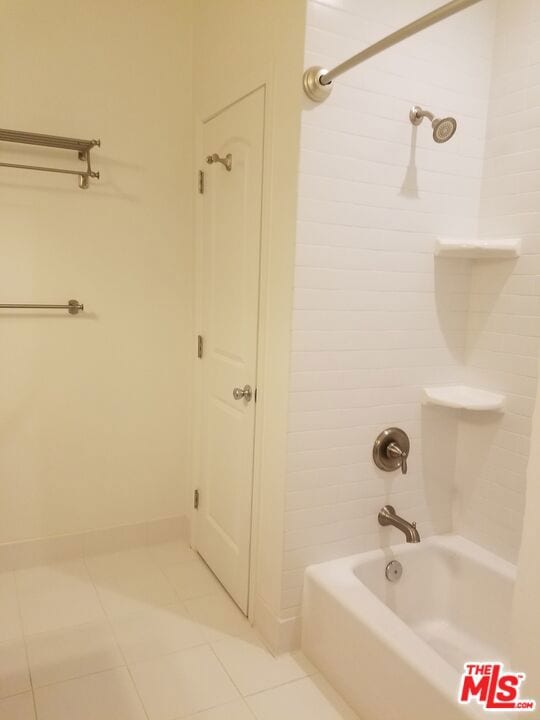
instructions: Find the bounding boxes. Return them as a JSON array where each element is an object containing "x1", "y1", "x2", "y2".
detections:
[
  {"x1": 0, "y1": 300, "x2": 84, "y2": 315},
  {"x1": 0, "y1": 128, "x2": 100, "y2": 189}
]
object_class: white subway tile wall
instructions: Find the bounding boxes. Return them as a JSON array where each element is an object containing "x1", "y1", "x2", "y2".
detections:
[
  {"x1": 455, "y1": 0, "x2": 540, "y2": 562},
  {"x1": 283, "y1": 0, "x2": 539, "y2": 617}
]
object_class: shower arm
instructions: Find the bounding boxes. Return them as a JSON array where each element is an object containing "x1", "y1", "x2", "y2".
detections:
[
  {"x1": 303, "y1": 0, "x2": 483, "y2": 102},
  {"x1": 413, "y1": 108, "x2": 435, "y2": 122}
]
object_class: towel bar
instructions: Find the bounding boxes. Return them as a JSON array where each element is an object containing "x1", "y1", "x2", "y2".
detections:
[{"x1": 0, "y1": 300, "x2": 84, "y2": 315}]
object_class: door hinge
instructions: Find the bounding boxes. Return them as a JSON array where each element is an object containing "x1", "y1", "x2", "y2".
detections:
[
  {"x1": 197, "y1": 335, "x2": 203, "y2": 358},
  {"x1": 198, "y1": 170, "x2": 205, "y2": 194},
  {"x1": 193, "y1": 488, "x2": 200, "y2": 509}
]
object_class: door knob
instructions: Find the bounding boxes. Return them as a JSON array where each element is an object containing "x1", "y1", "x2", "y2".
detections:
[{"x1": 233, "y1": 385, "x2": 253, "y2": 402}]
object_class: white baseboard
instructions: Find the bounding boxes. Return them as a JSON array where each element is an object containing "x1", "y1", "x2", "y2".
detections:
[
  {"x1": 253, "y1": 593, "x2": 301, "y2": 654},
  {"x1": 0, "y1": 515, "x2": 189, "y2": 572}
]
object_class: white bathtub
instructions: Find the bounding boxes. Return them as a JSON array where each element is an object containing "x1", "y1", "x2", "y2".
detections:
[{"x1": 302, "y1": 535, "x2": 516, "y2": 720}]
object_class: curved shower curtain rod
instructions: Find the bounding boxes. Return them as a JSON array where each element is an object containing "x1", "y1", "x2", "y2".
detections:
[{"x1": 303, "y1": 0, "x2": 483, "y2": 102}]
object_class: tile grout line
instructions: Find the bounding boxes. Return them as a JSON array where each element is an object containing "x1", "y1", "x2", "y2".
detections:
[
  {"x1": 10, "y1": 566, "x2": 38, "y2": 719},
  {"x1": 205, "y1": 642, "x2": 258, "y2": 719},
  {"x1": 81, "y1": 544, "x2": 226, "y2": 719},
  {"x1": 83, "y1": 551, "x2": 152, "y2": 720},
  {"x1": 205, "y1": 623, "x2": 318, "y2": 708}
]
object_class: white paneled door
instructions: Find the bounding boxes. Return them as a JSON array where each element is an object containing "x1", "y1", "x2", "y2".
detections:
[{"x1": 196, "y1": 88, "x2": 265, "y2": 614}]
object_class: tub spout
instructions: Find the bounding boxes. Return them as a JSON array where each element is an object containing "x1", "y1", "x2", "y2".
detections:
[{"x1": 378, "y1": 505, "x2": 421, "y2": 543}]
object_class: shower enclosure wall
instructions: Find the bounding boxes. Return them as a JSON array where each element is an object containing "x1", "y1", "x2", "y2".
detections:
[{"x1": 281, "y1": 0, "x2": 540, "y2": 645}]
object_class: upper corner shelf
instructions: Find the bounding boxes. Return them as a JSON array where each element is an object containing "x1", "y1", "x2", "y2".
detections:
[
  {"x1": 435, "y1": 237, "x2": 521, "y2": 259},
  {"x1": 423, "y1": 385, "x2": 506, "y2": 412},
  {"x1": 0, "y1": 127, "x2": 100, "y2": 190}
]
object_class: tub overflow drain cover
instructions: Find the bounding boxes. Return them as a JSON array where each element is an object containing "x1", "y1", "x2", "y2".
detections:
[{"x1": 385, "y1": 560, "x2": 403, "y2": 582}]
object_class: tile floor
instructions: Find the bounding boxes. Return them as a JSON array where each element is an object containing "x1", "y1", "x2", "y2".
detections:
[{"x1": 0, "y1": 539, "x2": 359, "y2": 719}]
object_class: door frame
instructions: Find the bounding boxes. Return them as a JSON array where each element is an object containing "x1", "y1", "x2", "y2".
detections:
[{"x1": 192, "y1": 79, "x2": 271, "y2": 619}]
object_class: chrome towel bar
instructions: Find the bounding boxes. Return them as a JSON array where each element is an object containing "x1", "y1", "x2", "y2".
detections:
[{"x1": 0, "y1": 300, "x2": 84, "y2": 315}]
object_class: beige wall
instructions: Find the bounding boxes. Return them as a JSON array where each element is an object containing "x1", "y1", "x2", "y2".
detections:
[
  {"x1": 0, "y1": 0, "x2": 194, "y2": 543},
  {"x1": 193, "y1": 0, "x2": 306, "y2": 650}
]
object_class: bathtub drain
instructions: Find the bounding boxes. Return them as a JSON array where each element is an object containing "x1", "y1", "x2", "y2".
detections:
[{"x1": 385, "y1": 560, "x2": 403, "y2": 582}]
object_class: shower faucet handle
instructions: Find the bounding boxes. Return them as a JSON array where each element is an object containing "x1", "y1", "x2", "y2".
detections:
[
  {"x1": 373, "y1": 428, "x2": 410, "y2": 475},
  {"x1": 387, "y1": 442, "x2": 408, "y2": 474}
]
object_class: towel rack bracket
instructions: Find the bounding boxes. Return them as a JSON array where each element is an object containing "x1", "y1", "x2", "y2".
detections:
[{"x1": 68, "y1": 299, "x2": 84, "y2": 314}]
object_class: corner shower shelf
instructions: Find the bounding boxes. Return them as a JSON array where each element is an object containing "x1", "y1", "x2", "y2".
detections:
[
  {"x1": 435, "y1": 237, "x2": 521, "y2": 259},
  {"x1": 422, "y1": 385, "x2": 506, "y2": 412}
]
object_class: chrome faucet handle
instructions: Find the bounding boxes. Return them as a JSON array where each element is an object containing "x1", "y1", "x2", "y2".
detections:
[{"x1": 387, "y1": 442, "x2": 408, "y2": 474}]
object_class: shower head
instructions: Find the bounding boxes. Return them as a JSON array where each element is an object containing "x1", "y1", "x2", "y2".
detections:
[
  {"x1": 432, "y1": 116, "x2": 457, "y2": 143},
  {"x1": 409, "y1": 105, "x2": 457, "y2": 143}
]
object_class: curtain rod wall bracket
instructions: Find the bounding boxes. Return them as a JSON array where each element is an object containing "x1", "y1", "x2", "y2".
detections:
[{"x1": 303, "y1": 66, "x2": 333, "y2": 103}]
